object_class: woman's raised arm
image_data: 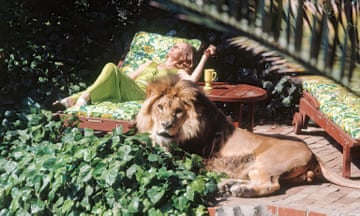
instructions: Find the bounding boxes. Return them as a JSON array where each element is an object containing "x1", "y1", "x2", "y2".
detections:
[{"x1": 188, "y1": 44, "x2": 216, "y2": 82}]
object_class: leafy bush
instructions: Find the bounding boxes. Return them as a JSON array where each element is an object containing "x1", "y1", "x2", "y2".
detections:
[
  {"x1": 0, "y1": 98, "x2": 220, "y2": 215},
  {"x1": 216, "y1": 45, "x2": 302, "y2": 123},
  {"x1": 0, "y1": 0, "x2": 147, "y2": 107}
]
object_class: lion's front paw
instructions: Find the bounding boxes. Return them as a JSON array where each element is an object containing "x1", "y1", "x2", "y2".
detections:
[
  {"x1": 218, "y1": 179, "x2": 277, "y2": 197},
  {"x1": 218, "y1": 180, "x2": 234, "y2": 196},
  {"x1": 218, "y1": 179, "x2": 252, "y2": 197},
  {"x1": 229, "y1": 183, "x2": 256, "y2": 197}
]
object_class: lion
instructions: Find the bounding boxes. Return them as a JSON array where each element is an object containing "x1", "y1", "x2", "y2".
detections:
[{"x1": 136, "y1": 75, "x2": 360, "y2": 197}]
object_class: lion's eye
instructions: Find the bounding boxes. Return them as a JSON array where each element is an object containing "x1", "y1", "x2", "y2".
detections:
[
  {"x1": 175, "y1": 108, "x2": 183, "y2": 115},
  {"x1": 157, "y1": 104, "x2": 163, "y2": 111}
]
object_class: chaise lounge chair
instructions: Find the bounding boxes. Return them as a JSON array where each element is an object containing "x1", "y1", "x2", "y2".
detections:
[
  {"x1": 56, "y1": 31, "x2": 202, "y2": 132},
  {"x1": 293, "y1": 75, "x2": 360, "y2": 178}
]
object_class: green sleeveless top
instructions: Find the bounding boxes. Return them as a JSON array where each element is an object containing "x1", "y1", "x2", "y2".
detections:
[{"x1": 134, "y1": 61, "x2": 178, "y2": 90}]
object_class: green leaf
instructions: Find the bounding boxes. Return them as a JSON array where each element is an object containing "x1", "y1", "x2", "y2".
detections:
[
  {"x1": 17, "y1": 129, "x2": 31, "y2": 143},
  {"x1": 92, "y1": 162, "x2": 106, "y2": 178},
  {"x1": 30, "y1": 175, "x2": 42, "y2": 192},
  {"x1": 148, "y1": 154, "x2": 160, "y2": 162},
  {"x1": 176, "y1": 170, "x2": 196, "y2": 181},
  {"x1": 31, "y1": 199, "x2": 45, "y2": 214},
  {"x1": 140, "y1": 167, "x2": 156, "y2": 186},
  {"x1": 193, "y1": 205, "x2": 207, "y2": 216},
  {"x1": 105, "y1": 189, "x2": 115, "y2": 208},
  {"x1": 75, "y1": 148, "x2": 95, "y2": 162},
  {"x1": 80, "y1": 196, "x2": 90, "y2": 211},
  {"x1": 157, "y1": 167, "x2": 174, "y2": 178},
  {"x1": 205, "y1": 181, "x2": 218, "y2": 194},
  {"x1": 190, "y1": 178, "x2": 205, "y2": 193},
  {"x1": 175, "y1": 195, "x2": 189, "y2": 211},
  {"x1": 79, "y1": 164, "x2": 92, "y2": 183},
  {"x1": 38, "y1": 77, "x2": 48, "y2": 83},
  {"x1": 102, "y1": 168, "x2": 117, "y2": 186},
  {"x1": 126, "y1": 164, "x2": 138, "y2": 179},
  {"x1": 148, "y1": 208, "x2": 163, "y2": 216},
  {"x1": 0, "y1": 159, "x2": 7, "y2": 173},
  {"x1": 62, "y1": 200, "x2": 74, "y2": 214},
  {"x1": 281, "y1": 96, "x2": 293, "y2": 107},
  {"x1": 128, "y1": 197, "x2": 141, "y2": 213},
  {"x1": 185, "y1": 186, "x2": 195, "y2": 201},
  {"x1": 147, "y1": 185, "x2": 165, "y2": 205},
  {"x1": 12, "y1": 150, "x2": 24, "y2": 161},
  {"x1": 42, "y1": 157, "x2": 57, "y2": 169},
  {"x1": 39, "y1": 173, "x2": 51, "y2": 194},
  {"x1": 5, "y1": 161, "x2": 17, "y2": 174},
  {"x1": 84, "y1": 184, "x2": 94, "y2": 197},
  {"x1": 9, "y1": 199, "x2": 20, "y2": 214},
  {"x1": 118, "y1": 145, "x2": 133, "y2": 161},
  {"x1": 183, "y1": 157, "x2": 194, "y2": 170},
  {"x1": 83, "y1": 128, "x2": 94, "y2": 137}
]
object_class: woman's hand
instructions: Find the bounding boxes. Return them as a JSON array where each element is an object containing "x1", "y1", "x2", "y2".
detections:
[
  {"x1": 187, "y1": 44, "x2": 217, "y2": 82},
  {"x1": 203, "y1": 44, "x2": 216, "y2": 57}
]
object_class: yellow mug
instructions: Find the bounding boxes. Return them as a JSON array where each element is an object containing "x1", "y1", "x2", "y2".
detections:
[{"x1": 204, "y1": 69, "x2": 217, "y2": 83}]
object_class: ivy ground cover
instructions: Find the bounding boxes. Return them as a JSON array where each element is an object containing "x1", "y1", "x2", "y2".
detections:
[{"x1": 0, "y1": 98, "x2": 221, "y2": 215}]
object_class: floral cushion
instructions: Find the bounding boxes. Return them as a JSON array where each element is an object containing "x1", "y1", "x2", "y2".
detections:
[
  {"x1": 64, "y1": 101, "x2": 143, "y2": 121},
  {"x1": 301, "y1": 76, "x2": 360, "y2": 139},
  {"x1": 120, "y1": 31, "x2": 202, "y2": 75}
]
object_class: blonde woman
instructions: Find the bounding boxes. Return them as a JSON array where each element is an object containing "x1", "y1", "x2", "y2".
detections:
[{"x1": 53, "y1": 42, "x2": 216, "y2": 110}]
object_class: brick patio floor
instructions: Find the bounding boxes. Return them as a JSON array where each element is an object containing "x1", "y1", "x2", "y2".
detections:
[{"x1": 209, "y1": 123, "x2": 360, "y2": 216}]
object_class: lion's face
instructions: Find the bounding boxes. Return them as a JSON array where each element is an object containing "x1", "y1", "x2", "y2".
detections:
[
  {"x1": 150, "y1": 94, "x2": 188, "y2": 146},
  {"x1": 136, "y1": 75, "x2": 202, "y2": 149}
]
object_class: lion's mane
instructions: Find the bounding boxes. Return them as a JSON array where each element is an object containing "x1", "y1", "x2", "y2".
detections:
[{"x1": 136, "y1": 75, "x2": 235, "y2": 157}]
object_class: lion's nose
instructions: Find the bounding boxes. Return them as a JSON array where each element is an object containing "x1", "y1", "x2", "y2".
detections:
[{"x1": 161, "y1": 121, "x2": 173, "y2": 129}]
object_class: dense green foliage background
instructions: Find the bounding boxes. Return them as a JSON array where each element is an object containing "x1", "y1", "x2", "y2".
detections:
[{"x1": 0, "y1": 0, "x2": 148, "y2": 108}]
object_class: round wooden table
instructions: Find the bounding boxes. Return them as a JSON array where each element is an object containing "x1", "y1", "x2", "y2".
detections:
[{"x1": 203, "y1": 83, "x2": 267, "y2": 132}]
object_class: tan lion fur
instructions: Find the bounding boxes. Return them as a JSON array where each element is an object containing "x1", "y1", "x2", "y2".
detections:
[{"x1": 136, "y1": 75, "x2": 360, "y2": 197}]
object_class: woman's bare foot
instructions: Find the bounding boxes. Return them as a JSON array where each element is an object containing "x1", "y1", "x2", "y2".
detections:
[
  {"x1": 52, "y1": 97, "x2": 75, "y2": 111},
  {"x1": 75, "y1": 92, "x2": 90, "y2": 107}
]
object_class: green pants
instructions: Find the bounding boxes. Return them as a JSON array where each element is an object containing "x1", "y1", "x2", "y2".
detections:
[{"x1": 70, "y1": 63, "x2": 146, "y2": 104}]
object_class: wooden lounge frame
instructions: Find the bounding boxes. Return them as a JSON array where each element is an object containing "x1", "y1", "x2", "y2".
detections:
[
  {"x1": 293, "y1": 91, "x2": 360, "y2": 178},
  {"x1": 55, "y1": 113, "x2": 136, "y2": 133}
]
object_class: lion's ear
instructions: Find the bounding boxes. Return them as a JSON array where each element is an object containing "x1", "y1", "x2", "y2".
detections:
[
  {"x1": 146, "y1": 80, "x2": 166, "y2": 98},
  {"x1": 145, "y1": 86, "x2": 154, "y2": 98},
  {"x1": 175, "y1": 80, "x2": 198, "y2": 102}
]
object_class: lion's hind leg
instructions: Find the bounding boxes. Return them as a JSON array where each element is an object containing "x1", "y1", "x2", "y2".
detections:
[{"x1": 218, "y1": 170, "x2": 281, "y2": 197}]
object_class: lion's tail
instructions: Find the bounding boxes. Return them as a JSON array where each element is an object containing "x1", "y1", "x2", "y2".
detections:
[{"x1": 316, "y1": 156, "x2": 360, "y2": 189}]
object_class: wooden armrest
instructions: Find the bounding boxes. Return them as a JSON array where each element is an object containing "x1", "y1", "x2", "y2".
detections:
[{"x1": 302, "y1": 91, "x2": 320, "y2": 109}]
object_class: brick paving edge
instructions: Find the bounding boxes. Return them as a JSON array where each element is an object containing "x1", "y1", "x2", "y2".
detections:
[{"x1": 207, "y1": 205, "x2": 331, "y2": 216}]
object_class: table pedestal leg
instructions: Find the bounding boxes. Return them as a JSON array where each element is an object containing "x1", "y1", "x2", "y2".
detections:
[
  {"x1": 248, "y1": 102, "x2": 255, "y2": 132},
  {"x1": 237, "y1": 104, "x2": 243, "y2": 128},
  {"x1": 228, "y1": 103, "x2": 243, "y2": 129},
  {"x1": 222, "y1": 102, "x2": 255, "y2": 132}
]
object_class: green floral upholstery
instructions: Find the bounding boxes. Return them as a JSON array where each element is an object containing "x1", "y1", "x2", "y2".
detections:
[
  {"x1": 65, "y1": 101, "x2": 143, "y2": 121},
  {"x1": 301, "y1": 75, "x2": 360, "y2": 139},
  {"x1": 66, "y1": 32, "x2": 202, "y2": 121},
  {"x1": 120, "y1": 31, "x2": 202, "y2": 75}
]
